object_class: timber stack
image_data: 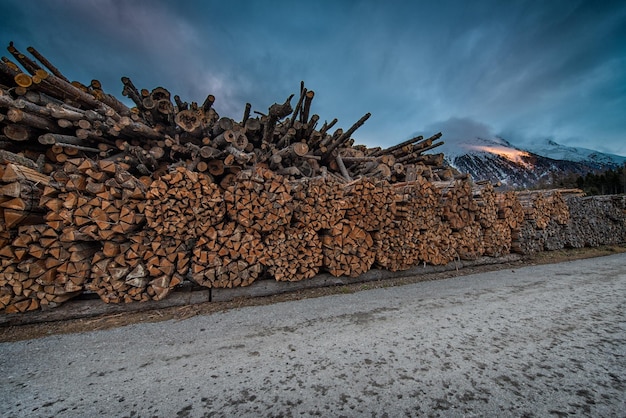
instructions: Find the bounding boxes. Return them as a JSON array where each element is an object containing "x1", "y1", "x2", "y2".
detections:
[
  {"x1": 1, "y1": 42, "x2": 625, "y2": 314},
  {"x1": 511, "y1": 189, "x2": 576, "y2": 253},
  {"x1": 474, "y1": 182, "x2": 511, "y2": 257}
]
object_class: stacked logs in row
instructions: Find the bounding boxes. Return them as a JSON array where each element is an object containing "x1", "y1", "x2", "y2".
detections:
[
  {"x1": 512, "y1": 191, "x2": 625, "y2": 253},
  {"x1": 434, "y1": 177, "x2": 487, "y2": 261},
  {"x1": 144, "y1": 166, "x2": 225, "y2": 239},
  {"x1": 511, "y1": 190, "x2": 577, "y2": 253},
  {"x1": 2, "y1": 156, "x2": 624, "y2": 313},
  {"x1": 474, "y1": 182, "x2": 513, "y2": 257},
  {"x1": 374, "y1": 177, "x2": 450, "y2": 271}
]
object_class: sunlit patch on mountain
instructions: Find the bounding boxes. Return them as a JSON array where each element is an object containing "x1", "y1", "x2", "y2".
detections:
[{"x1": 464, "y1": 145, "x2": 532, "y2": 168}]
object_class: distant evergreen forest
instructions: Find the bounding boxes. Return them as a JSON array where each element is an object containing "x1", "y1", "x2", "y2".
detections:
[{"x1": 542, "y1": 165, "x2": 626, "y2": 195}]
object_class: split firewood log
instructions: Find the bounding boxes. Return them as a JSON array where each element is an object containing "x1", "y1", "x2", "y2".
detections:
[
  {"x1": 224, "y1": 166, "x2": 293, "y2": 233},
  {"x1": 261, "y1": 225, "x2": 323, "y2": 281},
  {"x1": 145, "y1": 166, "x2": 225, "y2": 239},
  {"x1": 290, "y1": 175, "x2": 347, "y2": 231},
  {"x1": 191, "y1": 221, "x2": 264, "y2": 288},
  {"x1": 320, "y1": 219, "x2": 375, "y2": 277},
  {"x1": 343, "y1": 177, "x2": 396, "y2": 232}
]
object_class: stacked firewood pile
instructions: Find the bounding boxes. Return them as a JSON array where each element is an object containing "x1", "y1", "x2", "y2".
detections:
[
  {"x1": 544, "y1": 195, "x2": 626, "y2": 249},
  {"x1": 474, "y1": 182, "x2": 515, "y2": 257},
  {"x1": 511, "y1": 189, "x2": 578, "y2": 253},
  {"x1": 373, "y1": 176, "x2": 441, "y2": 271},
  {"x1": 1, "y1": 42, "x2": 625, "y2": 313}
]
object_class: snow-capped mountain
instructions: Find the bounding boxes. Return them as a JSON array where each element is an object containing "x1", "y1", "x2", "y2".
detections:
[
  {"x1": 436, "y1": 136, "x2": 624, "y2": 189},
  {"x1": 525, "y1": 139, "x2": 626, "y2": 167}
]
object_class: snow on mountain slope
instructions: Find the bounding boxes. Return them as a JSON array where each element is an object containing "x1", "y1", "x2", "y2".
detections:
[{"x1": 526, "y1": 139, "x2": 626, "y2": 167}]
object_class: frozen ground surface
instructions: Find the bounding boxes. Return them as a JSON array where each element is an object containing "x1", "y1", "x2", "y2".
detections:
[{"x1": 1, "y1": 253, "x2": 625, "y2": 417}]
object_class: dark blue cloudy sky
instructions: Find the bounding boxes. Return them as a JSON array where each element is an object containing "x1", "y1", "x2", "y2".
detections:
[{"x1": 2, "y1": 0, "x2": 625, "y2": 155}]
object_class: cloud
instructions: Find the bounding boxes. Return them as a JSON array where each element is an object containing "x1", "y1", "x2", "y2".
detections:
[
  {"x1": 423, "y1": 117, "x2": 495, "y2": 144},
  {"x1": 1, "y1": 0, "x2": 625, "y2": 156}
]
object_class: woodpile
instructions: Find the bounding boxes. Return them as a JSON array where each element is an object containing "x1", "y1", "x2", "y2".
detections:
[
  {"x1": 373, "y1": 219, "x2": 420, "y2": 272},
  {"x1": 482, "y1": 220, "x2": 512, "y2": 257},
  {"x1": 290, "y1": 175, "x2": 346, "y2": 231},
  {"x1": 343, "y1": 177, "x2": 396, "y2": 232},
  {"x1": 473, "y1": 181, "x2": 498, "y2": 228},
  {"x1": 374, "y1": 177, "x2": 443, "y2": 271},
  {"x1": 87, "y1": 229, "x2": 189, "y2": 303},
  {"x1": 191, "y1": 221, "x2": 264, "y2": 288},
  {"x1": 435, "y1": 177, "x2": 478, "y2": 230},
  {"x1": 145, "y1": 166, "x2": 225, "y2": 239},
  {"x1": 495, "y1": 191, "x2": 525, "y2": 231},
  {"x1": 552, "y1": 195, "x2": 625, "y2": 250},
  {"x1": 1, "y1": 43, "x2": 452, "y2": 192},
  {"x1": 321, "y1": 219, "x2": 375, "y2": 277},
  {"x1": 418, "y1": 222, "x2": 458, "y2": 266},
  {"x1": 473, "y1": 182, "x2": 512, "y2": 257},
  {"x1": 0, "y1": 224, "x2": 98, "y2": 312},
  {"x1": 41, "y1": 158, "x2": 146, "y2": 240},
  {"x1": 1, "y1": 41, "x2": 625, "y2": 314},
  {"x1": 506, "y1": 189, "x2": 626, "y2": 254},
  {"x1": 261, "y1": 226, "x2": 323, "y2": 281},
  {"x1": 433, "y1": 177, "x2": 487, "y2": 260},
  {"x1": 453, "y1": 222, "x2": 485, "y2": 260},
  {"x1": 224, "y1": 167, "x2": 293, "y2": 233}
]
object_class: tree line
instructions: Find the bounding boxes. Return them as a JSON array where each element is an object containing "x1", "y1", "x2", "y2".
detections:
[{"x1": 543, "y1": 164, "x2": 626, "y2": 195}]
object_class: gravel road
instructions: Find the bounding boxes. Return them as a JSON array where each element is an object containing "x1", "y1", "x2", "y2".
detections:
[{"x1": 1, "y1": 253, "x2": 625, "y2": 417}]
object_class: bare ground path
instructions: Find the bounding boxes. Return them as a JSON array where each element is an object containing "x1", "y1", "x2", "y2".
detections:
[{"x1": 1, "y1": 253, "x2": 625, "y2": 417}]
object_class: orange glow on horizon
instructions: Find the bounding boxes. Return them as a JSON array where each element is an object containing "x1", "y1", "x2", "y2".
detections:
[{"x1": 466, "y1": 145, "x2": 533, "y2": 167}]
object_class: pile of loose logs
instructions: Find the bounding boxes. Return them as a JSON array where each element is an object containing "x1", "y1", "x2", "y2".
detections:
[{"x1": 0, "y1": 42, "x2": 451, "y2": 188}]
